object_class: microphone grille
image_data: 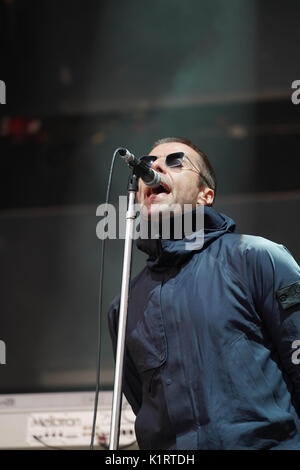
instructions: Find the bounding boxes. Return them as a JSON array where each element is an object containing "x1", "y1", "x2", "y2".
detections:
[{"x1": 118, "y1": 148, "x2": 128, "y2": 157}]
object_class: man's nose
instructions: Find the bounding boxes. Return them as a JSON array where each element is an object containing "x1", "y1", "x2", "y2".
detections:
[{"x1": 151, "y1": 158, "x2": 167, "y2": 174}]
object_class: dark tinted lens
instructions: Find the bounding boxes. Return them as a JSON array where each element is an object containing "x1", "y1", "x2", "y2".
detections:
[
  {"x1": 166, "y1": 152, "x2": 184, "y2": 167},
  {"x1": 139, "y1": 156, "x2": 157, "y2": 168}
]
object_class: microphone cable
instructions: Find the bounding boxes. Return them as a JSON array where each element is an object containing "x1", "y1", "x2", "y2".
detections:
[{"x1": 90, "y1": 147, "x2": 126, "y2": 450}]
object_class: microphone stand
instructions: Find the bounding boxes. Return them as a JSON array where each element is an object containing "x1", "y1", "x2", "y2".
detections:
[{"x1": 109, "y1": 171, "x2": 139, "y2": 450}]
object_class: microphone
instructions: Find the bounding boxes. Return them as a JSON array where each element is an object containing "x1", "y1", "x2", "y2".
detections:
[{"x1": 118, "y1": 147, "x2": 161, "y2": 188}]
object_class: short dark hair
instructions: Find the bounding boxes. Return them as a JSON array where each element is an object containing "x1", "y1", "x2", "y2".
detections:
[{"x1": 151, "y1": 136, "x2": 217, "y2": 205}]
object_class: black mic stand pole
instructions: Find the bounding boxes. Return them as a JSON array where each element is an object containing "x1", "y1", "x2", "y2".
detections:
[{"x1": 109, "y1": 171, "x2": 139, "y2": 450}]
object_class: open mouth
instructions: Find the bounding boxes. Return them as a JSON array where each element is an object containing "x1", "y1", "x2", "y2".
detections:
[{"x1": 145, "y1": 181, "x2": 171, "y2": 200}]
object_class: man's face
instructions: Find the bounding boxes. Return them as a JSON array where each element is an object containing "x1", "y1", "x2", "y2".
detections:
[{"x1": 137, "y1": 142, "x2": 209, "y2": 218}]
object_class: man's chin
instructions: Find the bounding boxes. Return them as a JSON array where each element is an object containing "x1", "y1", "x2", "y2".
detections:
[{"x1": 140, "y1": 201, "x2": 183, "y2": 221}]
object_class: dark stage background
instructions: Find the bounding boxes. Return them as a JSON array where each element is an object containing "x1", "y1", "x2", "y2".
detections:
[{"x1": 0, "y1": 0, "x2": 300, "y2": 393}]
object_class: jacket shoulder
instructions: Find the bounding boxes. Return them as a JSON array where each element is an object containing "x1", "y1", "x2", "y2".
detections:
[
  {"x1": 219, "y1": 232, "x2": 292, "y2": 261},
  {"x1": 237, "y1": 234, "x2": 298, "y2": 268},
  {"x1": 210, "y1": 232, "x2": 299, "y2": 293}
]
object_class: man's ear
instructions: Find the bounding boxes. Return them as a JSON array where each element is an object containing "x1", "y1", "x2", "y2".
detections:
[{"x1": 196, "y1": 187, "x2": 215, "y2": 206}]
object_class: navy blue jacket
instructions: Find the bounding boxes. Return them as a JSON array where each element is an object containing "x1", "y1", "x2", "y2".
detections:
[{"x1": 108, "y1": 206, "x2": 300, "y2": 449}]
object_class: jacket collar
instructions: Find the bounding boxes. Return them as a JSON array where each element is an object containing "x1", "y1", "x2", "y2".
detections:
[{"x1": 135, "y1": 206, "x2": 237, "y2": 271}]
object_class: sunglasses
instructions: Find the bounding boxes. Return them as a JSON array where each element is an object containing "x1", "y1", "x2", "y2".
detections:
[{"x1": 139, "y1": 152, "x2": 211, "y2": 187}]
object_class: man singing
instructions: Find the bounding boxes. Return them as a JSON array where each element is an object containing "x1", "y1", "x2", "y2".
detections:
[{"x1": 108, "y1": 136, "x2": 300, "y2": 450}]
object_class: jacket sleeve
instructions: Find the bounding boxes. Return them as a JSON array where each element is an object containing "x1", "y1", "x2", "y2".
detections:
[
  {"x1": 107, "y1": 299, "x2": 142, "y2": 416},
  {"x1": 246, "y1": 238, "x2": 300, "y2": 406}
]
